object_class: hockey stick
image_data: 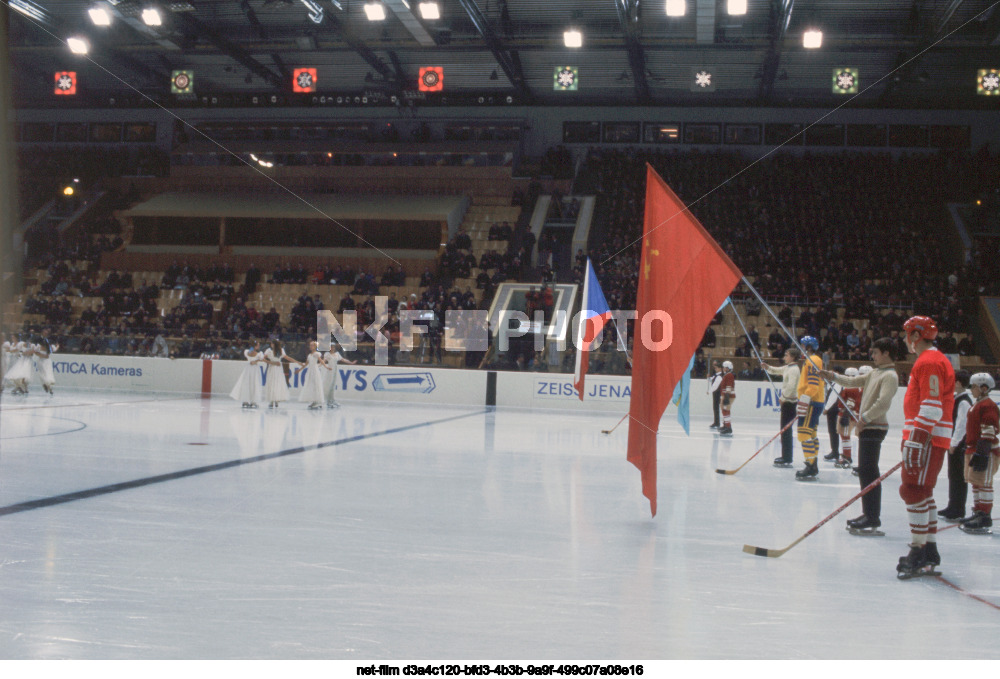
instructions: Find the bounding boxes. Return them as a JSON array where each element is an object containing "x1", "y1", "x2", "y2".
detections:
[
  {"x1": 740, "y1": 279, "x2": 862, "y2": 424},
  {"x1": 743, "y1": 461, "x2": 903, "y2": 558},
  {"x1": 602, "y1": 412, "x2": 629, "y2": 435},
  {"x1": 729, "y1": 298, "x2": 778, "y2": 396},
  {"x1": 715, "y1": 418, "x2": 795, "y2": 475}
]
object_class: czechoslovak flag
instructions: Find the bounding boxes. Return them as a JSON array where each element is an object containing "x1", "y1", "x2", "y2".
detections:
[{"x1": 573, "y1": 257, "x2": 612, "y2": 400}]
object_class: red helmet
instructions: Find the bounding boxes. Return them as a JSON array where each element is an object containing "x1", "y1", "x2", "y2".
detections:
[{"x1": 903, "y1": 315, "x2": 938, "y2": 341}]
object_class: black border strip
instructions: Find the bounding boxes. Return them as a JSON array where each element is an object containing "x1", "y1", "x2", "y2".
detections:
[
  {"x1": 486, "y1": 371, "x2": 497, "y2": 406},
  {"x1": 0, "y1": 408, "x2": 487, "y2": 517}
]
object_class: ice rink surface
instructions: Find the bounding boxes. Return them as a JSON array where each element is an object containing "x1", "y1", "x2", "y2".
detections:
[{"x1": 1, "y1": 389, "x2": 999, "y2": 660}]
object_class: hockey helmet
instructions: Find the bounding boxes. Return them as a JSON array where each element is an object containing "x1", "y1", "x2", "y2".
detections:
[
  {"x1": 902, "y1": 315, "x2": 938, "y2": 341},
  {"x1": 970, "y1": 372, "x2": 996, "y2": 390},
  {"x1": 845, "y1": 367, "x2": 859, "y2": 377},
  {"x1": 800, "y1": 335, "x2": 819, "y2": 351},
  {"x1": 722, "y1": 360, "x2": 734, "y2": 371},
  {"x1": 858, "y1": 365, "x2": 873, "y2": 376}
]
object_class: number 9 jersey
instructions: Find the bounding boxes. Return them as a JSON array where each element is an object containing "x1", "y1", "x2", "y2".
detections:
[{"x1": 903, "y1": 347, "x2": 955, "y2": 449}]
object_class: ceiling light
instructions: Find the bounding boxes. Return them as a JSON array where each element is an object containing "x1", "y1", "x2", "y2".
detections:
[
  {"x1": 89, "y1": 6, "x2": 112, "y2": 25},
  {"x1": 803, "y1": 29, "x2": 823, "y2": 48},
  {"x1": 67, "y1": 36, "x2": 90, "y2": 54},
  {"x1": 142, "y1": 7, "x2": 162, "y2": 26},
  {"x1": 364, "y1": 2, "x2": 386, "y2": 20},
  {"x1": 727, "y1": 0, "x2": 747, "y2": 15},
  {"x1": 300, "y1": 0, "x2": 323, "y2": 23},
  {"x1": 666, "y1": 0, "x2": 685, "y2": 17},
  {"x1": 418, "y1": 2, "x2": 440, "y2": 20},
  {"x1": 564, "y1": 29, "x2": 582, "y2": 48},
  {"x1": 10, "y1": 0, "x2": 47, "y2": 22}
]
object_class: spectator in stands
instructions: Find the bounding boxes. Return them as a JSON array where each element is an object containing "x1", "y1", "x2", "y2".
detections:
[
  {"x1": 701, "y1": 326, "x2": 716, "y2": 349},
  {"x1": 338, "y1": 292, "x2": 356, "y2": 315}
]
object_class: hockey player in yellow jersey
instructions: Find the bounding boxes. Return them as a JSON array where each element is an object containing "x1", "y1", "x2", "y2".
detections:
[{"x1": 795, "y1": 336, "x2": 826, "y2": 481}]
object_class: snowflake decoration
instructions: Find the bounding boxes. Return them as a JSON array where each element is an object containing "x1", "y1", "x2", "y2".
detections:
[
  {"x1": 557, "y1": 68, "x2": 576, "y2": 88},
  {"x1": 982, "y1": 72, "x2": 1000, "y2": 92},
  {"x1": 56, "y1": 74, "x2": 74, "y2": 91},
  {"x1": 836, "y1": 71, "x2": 856, "y2": 90},
  {"x1": 695, "y1": 71, "x2": 712, "y2": 88},
  {"x1": 296, "y1": 71, "x2": 314, "y2": 90}
]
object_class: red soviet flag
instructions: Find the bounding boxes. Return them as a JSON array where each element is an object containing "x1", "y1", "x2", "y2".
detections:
[{"x1": 627, "y1": 164, "x2": 742, "y2": 516}]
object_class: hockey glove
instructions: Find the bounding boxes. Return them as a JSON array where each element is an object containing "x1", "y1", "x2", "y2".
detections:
[
  {"x1": 970, "y1": 439, "x2": 992, "y2": 473},
  {"x1": 902, "y1": 428, "x2": 930, "y2": 472},
  {"x1": 796, "y1": 396, "x2": 810, "y2": 420}
]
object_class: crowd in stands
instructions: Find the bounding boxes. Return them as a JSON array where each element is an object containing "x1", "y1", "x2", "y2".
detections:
[{"x1": 583, "y1": 147, "x2": 994, "y2": 366}]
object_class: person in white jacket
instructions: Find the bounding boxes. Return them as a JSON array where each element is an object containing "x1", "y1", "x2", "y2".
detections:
[{"x1": 940, "y1": 370, "x2": 973, "y2": 522}]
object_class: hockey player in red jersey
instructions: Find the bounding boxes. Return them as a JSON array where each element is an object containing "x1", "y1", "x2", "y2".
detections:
[
  {"x1": 836, "y1": 367, "x2": 863, "y2": 469},
  {"x1": 718, "y1": 360, "x2": 736, "y2": 436},
  {"x1": 959, "y1": 373, "x2": 999, "y2": 534},
  {"x1": 897, "y1": 315, "x2": 955, "y2": 579}
]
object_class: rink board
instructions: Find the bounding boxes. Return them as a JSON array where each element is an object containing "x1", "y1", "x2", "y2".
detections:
[{"x1": 46, "y1": 355, "x2": 911, "y2": 424}]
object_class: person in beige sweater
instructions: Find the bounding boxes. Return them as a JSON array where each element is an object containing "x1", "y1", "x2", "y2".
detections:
[
  {"x1": 819, "y1": 337, "x2": 900, "y2": 535},
  {"x1": 762, "y1": 348, "x2": 801, "y2": 467}
]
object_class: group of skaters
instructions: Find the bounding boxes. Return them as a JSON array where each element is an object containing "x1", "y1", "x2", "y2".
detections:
[
  {"x1": 714, "y1": 315, "x2": 999, "y2": 578},
  {"x1": 1, "y1": 329, "x2": 57, "y2": 397},
  {"x1": 229, "y1": 338, "x2": 355, "y2": 410}
]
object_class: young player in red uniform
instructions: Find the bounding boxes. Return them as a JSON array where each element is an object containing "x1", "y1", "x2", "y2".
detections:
[
  {"x1": 897, "y1": 316, "x2": 955, "y2": 579},
  {"x1": 718, "y1": 360, "x2": 736, "y2": 436},
  {"x1": 959, "y1": 373, "x2": 999, "y2": 534},
  {"x1": 836, "y1": 367, "x2": 863, "y2": 469}
]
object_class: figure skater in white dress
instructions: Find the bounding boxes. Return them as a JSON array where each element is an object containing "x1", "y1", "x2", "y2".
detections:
[
  {"x1": 263, "y1": 339, "x2": 302, "y2": 408},
  {"x1": 298, "y1": 340, "x2": 332, "y2": 410},
  {"x1": 33, "y1": 328, "x2": 58, "y2": 395},
  {"x1": 230, "y1": 339, "x2": 263, "y2": 408},
  {"x1": 323, "y1": 339, "x2": 357, "y2": 408}
]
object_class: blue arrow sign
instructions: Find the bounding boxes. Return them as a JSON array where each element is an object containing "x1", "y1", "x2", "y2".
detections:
[{"x1": 372, "y1": 372, "x2": 436, "y2": 394}]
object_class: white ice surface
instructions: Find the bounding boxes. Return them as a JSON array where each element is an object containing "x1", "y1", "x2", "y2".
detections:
[{"x1": 1, "y1": 389, "x2": 998, "y2": 660}]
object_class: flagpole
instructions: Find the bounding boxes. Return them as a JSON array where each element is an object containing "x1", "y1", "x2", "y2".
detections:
[
  {"x1": 728, "y1": 297, "x2": 778, "y2": 395},
  {"x1": 609, "y1": 316, "x2": 632, "y2": 367},
  {"x1": 740, "y1": 278, "x2": 861, "y2": 423}
]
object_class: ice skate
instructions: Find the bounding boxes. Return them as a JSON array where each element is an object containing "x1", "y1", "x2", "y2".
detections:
[
  {"x1": 773, "y1": 457, "x2": 793, "y2": 468},
  {"x1": 795, "y1": 460, "x2": 818, "y2": 481},
  {"x1": 718, "y1": 426, "x2": 733, "y2": 437},
  {"x1": 834, "y1": 456, "x2": 853, "y2": 469},
  {"x1": 326, "y1": 401, "x2": 340, "y2": 409},
  {"x1": 847, "y1": 516, "x2": 884, "y2": 537},
  {"x1": 709, "y1": 423, "x2": 719, "y2": 430},
  {"x1": 938, "y1": 507, "x2": 965, "y2": 523},
  {"x1": 897, "y1": 544, "x2": 940, "y2": 579},
  {"x1": 959, "y1": 510, "x2": 993, "y2": 535},
  {"x1": 924, "y1": 542, "x2": 941, "y2": 567},
  {"x1": 846, "y1": 514, "x2": 866, "y2": 529},
  {"x1": 308, "y1": 403, "x2": 322, "y2": 410},
  {"x1": 823, "y1": 451, "x2": 839, "y2": 462}
]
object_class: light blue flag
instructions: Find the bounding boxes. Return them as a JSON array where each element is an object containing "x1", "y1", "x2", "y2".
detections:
[
  {"x1": 671, "y1": 354, "x2": 696, "y2": 435},
  {"x1": 671, "y1": 298, "x2": 725, "y2": 434}
]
